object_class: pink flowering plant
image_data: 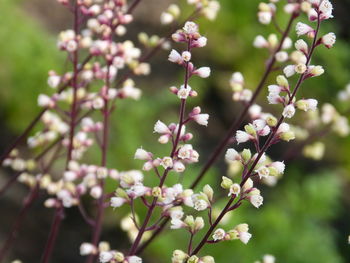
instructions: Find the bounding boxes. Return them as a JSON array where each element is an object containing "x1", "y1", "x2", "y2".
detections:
[{"x1": 0, "y1": 0, "x2": 349, "y2": 263}]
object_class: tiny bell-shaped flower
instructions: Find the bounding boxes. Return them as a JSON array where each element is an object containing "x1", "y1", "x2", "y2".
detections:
[
  {"x1": 295, "y1": 22, "x2": 314, "y2": 37},
  {"x1": 193, "y1": 67, "x2": 211, "y2": 78},
  {"x1": 99, "y1": 251, "x2": 114, "y2": 263},
  {"x1": 225, "y1": 148, "x2": 241, "y2": 162},
  {"x1": 177, "y1": 85, "x2": 192, "y2": 99},
  {"x1": 154, "y1": 120, "x2": 171, "y2": 134},
  {"x1": 321, "y1": 32, "x2": 336, "y2": 48},
  {"x1": 172, "y1": 250, "x2": 188, "y2": 263},
  {"x1": 80, "y1": 242, "x2": 97, "y2": 256},
  {"x1": 228, "y1": 183, "x2": 241, "y2": 196},
  {"x1": 235, "y1": 130, "x2": 253, "y2": 144},
  {"x1": 213, "y1": 228, "x2": 226, "y2": 241},
  {"x1": 182, "y1": 51, "x2": 192, "y2": 62},
  {"x1": 168, "y1": 49, "x2": 183, "y2": 64},
  {"x1": 127, "y1": 255, "x2": 142, "y2": 263},
  {"x1": 308, "y1": 65, "x2": 325, "y2": 77},
  {"x1": 249, "y1": 193, "x2": 264, "y2": 208},
  {"x1": 134, "y1": 148, "x2": 152, "y2": 160},
  {"x1": 282, "y1": 104, "x2": 296, "y2": 119},
  {"x1": 295, "y1": 39, "x2": 308, "y2": 54}
]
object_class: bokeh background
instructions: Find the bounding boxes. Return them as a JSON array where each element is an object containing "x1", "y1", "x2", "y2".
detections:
[{"x1": 1, "y1": 0, "x2": 350, "y2": 262}]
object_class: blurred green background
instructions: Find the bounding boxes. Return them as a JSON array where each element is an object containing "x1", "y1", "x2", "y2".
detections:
[{"x1": 0, "y1": 0, "x2": 350, "y2": 262}]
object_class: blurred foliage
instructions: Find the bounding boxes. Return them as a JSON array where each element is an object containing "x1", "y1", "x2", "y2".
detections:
[{"x1": 0, "y1": 0, "x2": 350, "y2": 262}]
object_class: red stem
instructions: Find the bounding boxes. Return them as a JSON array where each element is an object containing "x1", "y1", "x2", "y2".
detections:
[
  {"x1": 40, "y1": 205, "x2": 65, "y2": 263},
  {"x1": 0, "y1": 185, "x2": 39, "y2": 262}
]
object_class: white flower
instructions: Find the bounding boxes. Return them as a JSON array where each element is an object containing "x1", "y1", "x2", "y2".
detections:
[
  {"x1": 253, "y1": 35, "x2": 268, "y2": 48},
  {"x1": 99, "y1": 251, "x2": 113, "y2": 263},
  {"x1": 213, "y1": 228, "x2": 226, "y2": 241},
  {"x1": 195, "y1": 36, "x2": 207, "y2": 47},
  {"x1": 258, "y1": 11, "x2": 272, "y2": 24},
  {"x1": 182, "y1": 51, "x2": 192, "y2": 62},
  {"x1": 168, "y1": 49, "x2": 183, "y2": 64},
  {"x1": 194, "y1": 67, "x2": 211, "y2": 78},
  {"x1": 202, "y1": 1, "x2": 220, "y2": 20},
  {"x1": 229, "y1": 183, "x2": 241, "y2": 196},
  {"x1": 80, "y1": 243, "x2": 96, "y2": 256},
  {"x1": 249, "y1": 104, "x2": 262, "y2": 119},
  {"x1": 47, "y1": 75, "x2": 61, "y2": 88},
  {"x1": 270, "y1": 161, "x2": 285, "y2": 174},
  {"x1": 177, "y1": 85, "x2": 192, "y2": 99},
  {"x1": 277, "y1": 122, "x2": 290, "y2": 133},
  {"x1": 321, "y1": 32, "x2": 336, "y2": 48},
  {"x1": 282, "y1": 37, "x2": 292, "y2": 49},
  {"x1": 127, "y1": 256, "x2": 143, "y2": 263},
  {"x1": 283, "y1": 65, "x2": 296, "y2": 78},
  {"x1": 160, "y1": 12, "x2": 174, "y2": 25},
  {"x1": 126, "y1": 185, "x2": 148, "y2": 198},
  {"x1": 309, "y1": 65, "x2": 325, "y2": 77},
  {"x1": 110, "y1": 197, "x2": 126, "y2": 208},
  {"x1": 64, "y1": 171, "x2": 77, "y2": 181},
  {"x1": 282, "y1": 104, "x2": 296, "y2": 118},
  {"x1": 236, "y1": 130, "x2": 252, "y2": 144},
  {"x1": 193, "y1": 197, "x2": 209, "y2": 211},
  {"x1": 256, "y1": 166, "x2": 270, "y2": 179},
  {"x1": 231, "y1": 72, "x2": 244, "y2": 84},
  {"x1": 38, "y1": 94, "x2": 54, "y2": 108},
  {"x1": 319, "y1": 0, "x2": 333, "y2": 20},
  {"x1": 154, "y1": 120, "x2": 170, "y2": 134},
  {"x1": 296, "y1": 22, "x2": 314, "y2": 36},
  {"x1": 183, "y1": 21, "x2": 198, "y2": 34},
  {"x1": 171, "y1": 218, "x2": 185, "y2": 229},
  {"x1": 307, "y1": 99, "x2": 318, "y2": 111},
  {"x1": 193, "y1": 113, "x2": 209, "y2": 126},
  {"x1": 225, "y1": 148, "x2": 240, "y2": 162},
  {"x1": 295, "y1": 39, "x2": 308, "y2": 53},
  {"x1": 120, "y1": 170, "x2": 144, "y2": 188},
  {"x1": 161, "y1": 156, "x2": 173, "y2": 169},
  {"x1": 173, "y1": 161, "x2": 186, "y2": 173},
  {"x1": 267, "y1": 93, "x2": 281, "y2": 104},
  {"x1": 239, "y1": 231, "x2": 252, "y2": 244},
  {"x1": 250, "y1": 194, "x2": 264, "y2": 208},
  {"x1": 275, "y1": 51, "x2": 288, "y2": 62},
  {"x1": 90, "y1": 185, "x2": 102, "y2": 199},
  {"x1": 263, "y1": 255, "x2": 276, "y2": 263},
  {"x1": 295, "y1": 63, "x2": 307, "y2": 74},
  {"x1": 178, "y1": 144, "x2": 193, "y2": 159},
  {"x1": 134, "y1": 148, "x2": 151, "y2": 160}
]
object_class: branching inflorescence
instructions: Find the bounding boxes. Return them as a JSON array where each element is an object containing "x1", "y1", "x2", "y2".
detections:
[{"x1": 0, "y1": 0, "x2": 349, "y2": 263}]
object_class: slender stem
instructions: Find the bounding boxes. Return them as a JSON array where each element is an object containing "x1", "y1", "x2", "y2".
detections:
[
  {"x1": 78, "y1": 200, "x2": 95, "y2": 227},
  {"x1": 188, "y1": 233, "x2": 194, "y2": 254},
  {"x1": 190, "y1": 197, "x2": 236, "y2": 255},
  {"x1": 190, "y1": 13, "x2": 297, "y2": 189},
  {"x1": 0, "y1": 185, "x2": 39, "y2": 262},
  {"x1": 40, "y1": 205, "x2": 65, "y2": 263}
]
